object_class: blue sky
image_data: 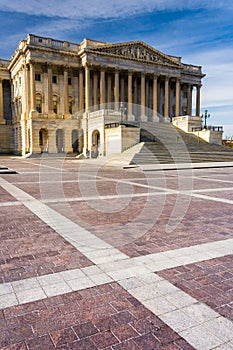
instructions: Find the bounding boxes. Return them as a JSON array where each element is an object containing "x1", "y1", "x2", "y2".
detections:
[{"x1": 1, "y1": 0, "x2": 233, "y2": 137}]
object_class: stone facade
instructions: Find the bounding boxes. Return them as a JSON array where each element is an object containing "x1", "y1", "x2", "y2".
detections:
[{"x1": 0, "y1": 34, "x2": 205, "y2": 155}]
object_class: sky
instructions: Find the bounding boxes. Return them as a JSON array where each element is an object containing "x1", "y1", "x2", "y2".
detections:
[{"x1": 0, "y1": 0, "x2": 233, "y2": 137}]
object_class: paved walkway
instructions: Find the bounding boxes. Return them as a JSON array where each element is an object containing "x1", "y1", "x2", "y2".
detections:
[{"x1": 0, "y1": 156, "x2": 233, "y2": 349}]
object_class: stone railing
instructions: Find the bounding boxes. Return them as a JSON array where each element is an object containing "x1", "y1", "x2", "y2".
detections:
[
  {"x1": 192, "y1": 126, "x2": 223, "y2": 132},
  {"x1": 182, "y1": 64, "x2": 202, "y2": 74},
  {"x1": 27, "y1": 34, "x2": 80, "y2": 52},
  {"x1": 0, "y1": 59, "x2": 10, "y2": 67}
]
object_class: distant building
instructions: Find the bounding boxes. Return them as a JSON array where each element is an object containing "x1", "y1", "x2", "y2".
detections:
[{"x1": 0, "y1": 34, "x2": 206, "y2": 156}]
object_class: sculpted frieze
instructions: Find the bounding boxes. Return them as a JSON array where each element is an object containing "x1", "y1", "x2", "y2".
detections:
[{"x1": 92, "y1": 44, "x2": 179, "y2": 66}]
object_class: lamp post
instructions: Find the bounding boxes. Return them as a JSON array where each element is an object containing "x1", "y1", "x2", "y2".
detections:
[{"x1": 201, "y1": 109, "x2": 210, "y2": 129}]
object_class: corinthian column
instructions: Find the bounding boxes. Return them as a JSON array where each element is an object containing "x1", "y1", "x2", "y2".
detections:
[
  {"x1": 164, "y1": 76, "x2": 169, "y2": 121},
  {"x1": 175, "y1": 78, "x2": 180, "y2": 117},
  {"x1": 120, "y1": 76, "x2": 125, "y2": 103},
  {"x1": 128, "y1": 72, "x2": 133, "y2": 119},
  {"x1": 133, "y1": 77, "x2": 138, "y2": 116},
  {"x1": 100, "y1": 69, "x2": 105, "y2": 108},
  {"x1": 93, "y1": 71, "x2": 98, "y2": 110},
  {"x1": 107, "y1": 74, "x2": 112, "y2": 109},
  {"x1": 196, "y1": 85, "x2": 201, "y2": 116},
  {"x1": 141, "y1": 73, "x2": 146, "y2": 120},
  {"x1": 187, "y1": 84, "x2": 192, "y2": 116},
  {"x1": 153, "y1": 75, "x2": 159, "y2": 121},
  {"x1": 114, "y1": 70, "x2": 119, "y2": 110},
  {"x1": 0, "y1": 79, "x2": 5, "y2": 124}
]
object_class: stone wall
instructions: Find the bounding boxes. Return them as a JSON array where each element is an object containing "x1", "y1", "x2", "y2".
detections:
[{"x1": 0, "y1": 125, "x2": 14, "y2": 153}]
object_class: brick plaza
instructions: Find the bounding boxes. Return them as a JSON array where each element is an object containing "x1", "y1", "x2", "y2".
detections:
[{"x1": 0, "y1": 156, "x2": 233, "y2": 349}]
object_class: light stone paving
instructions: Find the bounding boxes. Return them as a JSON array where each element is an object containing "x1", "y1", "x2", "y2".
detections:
[{"x1": 1, "y1": 175, "x2": 233, "y2": 349}]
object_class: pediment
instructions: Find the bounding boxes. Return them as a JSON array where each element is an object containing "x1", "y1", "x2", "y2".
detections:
[{"x1": 89, "y1": 41, "x2": 181, "y2": 67}]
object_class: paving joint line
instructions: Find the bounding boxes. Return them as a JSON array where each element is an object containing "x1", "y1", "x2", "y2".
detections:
[{"x1": 1, "y1": 175, "x2": 233, "y2": 349}]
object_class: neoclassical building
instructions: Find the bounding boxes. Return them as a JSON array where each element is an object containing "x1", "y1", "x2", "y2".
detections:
[{"x1": 0, "y1": 34, "x2": 205, "y2": 156}]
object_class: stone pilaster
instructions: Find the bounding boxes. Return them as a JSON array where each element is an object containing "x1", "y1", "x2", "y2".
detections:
[
  {"x1": 63, "y1": 67, "x2": 69, "y2": 115},
  {"x1": 79, "y1": 69, "x2": 84, "y2": 112},
  {"x1": 73, "y1": 75, "x2": 79, "y2": 114},
  {"x1": 29, "y1": 63, "x2": 36, "y2": 111},
  {"x1": 47, "y1": 64, "x2": 53, "y2": 114}
]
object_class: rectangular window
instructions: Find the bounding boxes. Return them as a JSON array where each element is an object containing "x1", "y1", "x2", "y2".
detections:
[
  {"x1": 53, "y1": 101, "x2": 58, "y2": 114},
  {"x1": 36, "y1": 99, "x2": 42, "y2": 113},
  {"x1": 68, "y1": 77, "x2": 72, "y2": 85},
  {"x1": 52, "y1": 75, "x2": 57, "y2": 84},
  {"x1": 183, "y1": 91, "x2": 188, "y2": 99},
  {"x1": 35, "y1": 73, "x2": 41, "y2": 81},
  {"x1": 69, "y1": 101, "x2": 72, "y2": 114}
]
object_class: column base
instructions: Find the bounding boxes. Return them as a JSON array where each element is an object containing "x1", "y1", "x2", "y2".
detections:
[
  {"x1": 127, "y1": 114, "x2": 135, "y2": 122},
  {"x1": 164, "y1": 117, "x2": 171, "y2": 123},
  {"x1": 152, "y1": 115, "x2": 160, "y2": 122},
  {"x1": 140, "y1": 115, "x2": 148, "y2": 122}
]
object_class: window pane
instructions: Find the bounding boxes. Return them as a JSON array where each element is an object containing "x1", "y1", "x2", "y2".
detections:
[
  {"x1": 35, "y1": 73, "x2": 41, "y2": 81},
  {"x1": 53, "y1": 101, "x2": 58, "y2": 114}
]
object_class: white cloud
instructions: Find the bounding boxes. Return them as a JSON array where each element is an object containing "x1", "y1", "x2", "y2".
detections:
[{"x1": 0, "y1": 0, "x2": 231, "y2": 19}]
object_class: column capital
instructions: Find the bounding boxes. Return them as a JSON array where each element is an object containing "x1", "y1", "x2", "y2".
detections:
[
  {"x1": 83, "y1": 63, "x2": 90, "y2": 70},
  {"x1": 28, "y1": 60, "x2": 36, "y2": 66},
  {"x1": 46, "y1": 62, "x2": 53, "y2": 70},
  {"x1": 100, "y1": 66, "x2": 106, "y2": 72},
  {"x1": 62, "y1": 64, "x2": 69, "y2": 71}
]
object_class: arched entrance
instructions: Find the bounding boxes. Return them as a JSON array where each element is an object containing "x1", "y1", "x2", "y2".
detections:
[
  {"x1": 56, "y1": 129, "x2": 64, "y2": 153},
  {"x1": 91, "y1": 130, "x2": 100, "y2": 158},
  {"x1": 72, "y1": 130, "x2": 79, "y2": 153},
  {"x1": 39, "y1": 128, "x2": 48, "y2": 153}
]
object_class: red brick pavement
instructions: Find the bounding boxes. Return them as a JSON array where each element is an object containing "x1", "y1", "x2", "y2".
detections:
[
  {"x1": 0, "y1": 186, "x2": 16, "y2": 202},
  {"x1": 49, "y1": 195, "x2": 233, "y2": 257},
  {"x1": 0, "y1": 282, "x2": 194, "y2": 350},
  {"x1": 158, "y1": 254, "x2": 233, "y2": 323},
  {"x1": 0, "y1": 205, "x2": 92, "y2": 283}
]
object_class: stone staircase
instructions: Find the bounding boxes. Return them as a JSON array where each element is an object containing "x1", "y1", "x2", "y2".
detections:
[{"x1": 129, "y1": 122, "x2": 233, "y2": 165}]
